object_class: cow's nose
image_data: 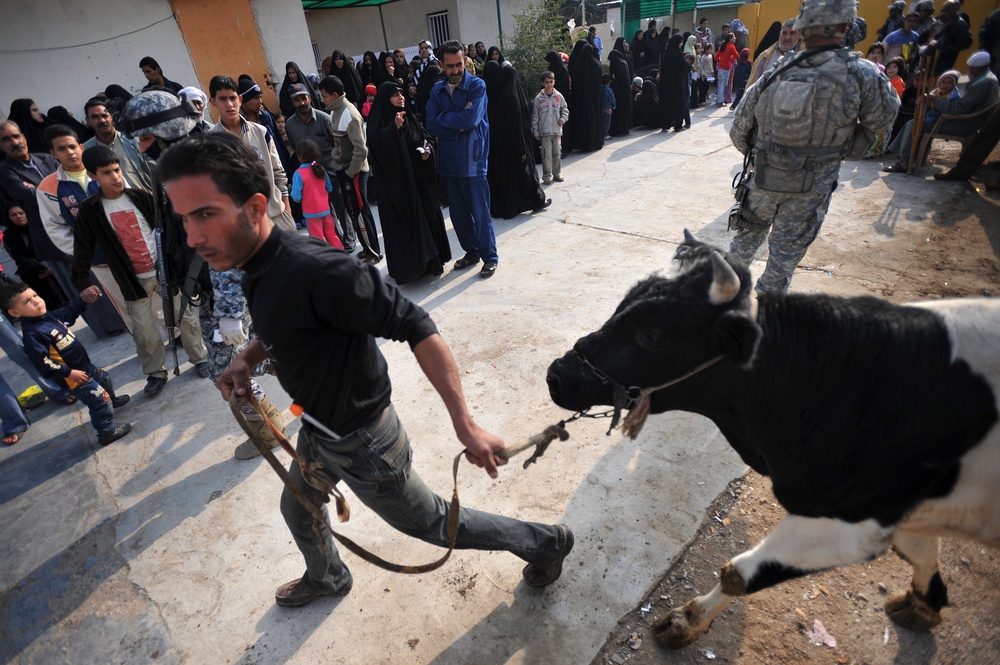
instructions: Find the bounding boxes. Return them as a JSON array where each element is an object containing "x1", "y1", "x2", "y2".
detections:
[{"x1": 546, "y1": 370, "x2": 561, "y2": 398}]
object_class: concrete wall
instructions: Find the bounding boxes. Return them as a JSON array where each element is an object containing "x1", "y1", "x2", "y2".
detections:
[
  {"x1": 305, "y1": 0, "x2": 530, "y2": 67},
  {"x1": 250, "y1": 0, "x2": 319, "y2": 95},
  {"x1": 2, "y1": 0, "x2": 198, "y2": 122}
]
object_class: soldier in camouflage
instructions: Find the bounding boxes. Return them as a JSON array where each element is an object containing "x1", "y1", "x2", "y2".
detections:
[
  {"x1": 200, "y1": 267, "x2": 286, "y2": 460},
  {"x1": 728, "y1": 0, "x2": 900, "y2": 294}
]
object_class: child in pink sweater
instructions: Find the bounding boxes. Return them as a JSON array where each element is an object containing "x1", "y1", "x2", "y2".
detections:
[{"x1": 291, "y1": 140, "x2": 344, "y2": 248}]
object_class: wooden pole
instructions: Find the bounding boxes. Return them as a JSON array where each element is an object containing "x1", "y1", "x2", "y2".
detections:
[{"x1": 908, "y1": 50, "x2": 939, "y2": 174}]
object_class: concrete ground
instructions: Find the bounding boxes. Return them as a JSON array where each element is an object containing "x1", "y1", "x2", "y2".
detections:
[{"x1": 1, "y1": 103, "x2": 997, "y2": 665}]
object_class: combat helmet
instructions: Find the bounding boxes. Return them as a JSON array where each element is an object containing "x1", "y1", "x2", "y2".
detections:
[
  {"x1": 117, "y1": 90, "x2": 200, "y2": 140},
  {"x1": 794, "y1": 0, "x2": 858, "y2": 39}
]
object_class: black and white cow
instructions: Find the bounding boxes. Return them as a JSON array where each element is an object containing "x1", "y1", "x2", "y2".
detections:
[{"x1": 547, "y1": 231, "x2": 1000, "y2": 648}]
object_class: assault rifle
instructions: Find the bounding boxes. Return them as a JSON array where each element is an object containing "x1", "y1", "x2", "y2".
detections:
[{"x1": 151, "y1": 167, "x2": 181, "y2": 376}]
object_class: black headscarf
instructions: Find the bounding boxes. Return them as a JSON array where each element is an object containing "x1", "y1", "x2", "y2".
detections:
[
  {"x1": 630, "y1": 31, "x2": 645, "y2": 68},
  {"x1": 279, "y1": 61, "x2": 320, "y2": 118},
  {"x1": 637, "y1": 78, "x2": 660, "y2": 128},
  {"x1": 658, "y1": 34, "x2": 689, "y2": 131},
  {"x1": 486, "y1": 46, "x2": 505, "y2": 64},
  {"x1": 566, "y1": 41, "x2": 604, "y2": 152},
  {"x1": 359, "y1": 51, "x2": 383, "y2": 87},
  {"x1": 329, "y1": 50, "x2": 364, "y2": 106},
  {"x1": 414, "y1": 63, "x2": 442, "y2": 123},
  {"x1": 543, "y1": 51, "x2": 571, "y2": 101},
  {"x1": 366, "y1": 81, "x2": 450, "y2": 283},
  {"x1": 755, "y1": 21, "x2": 783, "y2": 60},
  {"x1": 47, "y1": 106, "x2": 94, "y2": 143},
  {"x1": 486, "y1": 64, "x2": 546, "y2": 219},
  {"x1": 608, "y1": 49, "x2": 634, "y2": 137},
  {"x1": 379, "y1": 52, "x2": 405, "y2": 88},
  {"x1": 8, "y1": 99, "x2": 54, "y2": 154}
]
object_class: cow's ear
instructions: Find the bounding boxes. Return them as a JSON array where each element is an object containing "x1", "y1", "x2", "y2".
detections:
[{"x1": 712, "y1": 311, "x2": 762, "y2": 368}]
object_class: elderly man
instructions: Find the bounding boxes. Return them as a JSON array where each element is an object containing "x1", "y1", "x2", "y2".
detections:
[
  {"x1": 0, "y1": 121, "x2": 66, "y2": 266},
  {"x1": 921, "y1": 0, "x2": 973, "y2": 75},
  {"x1": 884, "y1": 50, "x2": 999, "y2": 173},
  {"x1": 83, "y1": 98, "x2": 154, "y2": 192},
  {"x1": 748, "y1": 19, "x2": 802, "y2": 86}
]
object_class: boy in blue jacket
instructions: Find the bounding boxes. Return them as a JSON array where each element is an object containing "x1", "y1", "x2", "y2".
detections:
[{"x1": 2, "y1": 282, "x2": 131, "y2": 445}]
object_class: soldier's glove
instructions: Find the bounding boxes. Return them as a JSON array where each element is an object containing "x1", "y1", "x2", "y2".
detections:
[{"x1": 219, "y1": 318, "x2": 248, "y2": 346}]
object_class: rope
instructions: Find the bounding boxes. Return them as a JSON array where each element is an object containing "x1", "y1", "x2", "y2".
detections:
[{"x1": 233, "y1": 392, "x2": 571, "y2": 574}]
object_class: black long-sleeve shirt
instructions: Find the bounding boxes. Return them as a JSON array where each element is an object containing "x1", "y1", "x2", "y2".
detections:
[{"x1": 242, "y1": 229, "x2": 438, "y2": 433}]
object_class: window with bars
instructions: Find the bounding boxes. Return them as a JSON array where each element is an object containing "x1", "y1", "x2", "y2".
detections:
[{"x1": 427, "y1": 11, "x2": 450, "y2": 48}]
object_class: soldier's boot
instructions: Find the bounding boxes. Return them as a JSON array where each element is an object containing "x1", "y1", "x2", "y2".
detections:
[{"x1": 231, "y1": 396, "x2": 286, "y2": 460}]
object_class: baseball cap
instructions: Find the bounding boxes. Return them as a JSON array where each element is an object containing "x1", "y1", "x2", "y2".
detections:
[{"x1": 290, "y1": 83, "x2": 310, "y2": 98}]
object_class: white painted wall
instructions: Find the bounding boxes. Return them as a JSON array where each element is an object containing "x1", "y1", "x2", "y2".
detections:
[
  {"x1": 305, "y1": 0, "x2": 530, "y2": 67},
  {"x1": 1, "y1": 0, "x2": 198, "y2": 123},
  {"x1": 249, "y1": 0, "x2": 317, "y2": 93}
]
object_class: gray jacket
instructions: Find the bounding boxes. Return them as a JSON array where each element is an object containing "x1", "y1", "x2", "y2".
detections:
[{"x1": 531, "y1": 90, "x2": 570, "y2": 137}]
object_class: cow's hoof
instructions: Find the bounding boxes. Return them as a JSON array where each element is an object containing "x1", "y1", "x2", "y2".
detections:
[
  {"x1": 652, "y1": 607, "x2": 703, "y2": 649},
  {"x1": 885, "y1": 590, "x2": 943, "y2": 632}
]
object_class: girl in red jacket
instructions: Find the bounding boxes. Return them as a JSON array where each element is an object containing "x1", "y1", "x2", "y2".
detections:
[
  {"x1": 291, "y1": 140, "x2": 344, "y2": 249},
  {"x1": 715, "y1": 34, "x2": 739, "y2": 105}
]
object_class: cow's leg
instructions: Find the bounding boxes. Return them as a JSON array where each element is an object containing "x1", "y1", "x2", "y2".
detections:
[
  {"x1": 653, "y1": 515, "x2": 894, "y2": 649},
  {"x1": 885, "y1": 533, "x2": 947, "y2": 631}
]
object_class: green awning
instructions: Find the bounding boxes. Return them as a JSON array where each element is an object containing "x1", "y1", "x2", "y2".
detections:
[{"x1": 302, "y1": 0, "x2": 397, "y2": 9}]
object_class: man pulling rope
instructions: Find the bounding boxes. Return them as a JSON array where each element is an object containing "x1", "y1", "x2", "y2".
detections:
[{"x1": 158, "y1": 133, "x2": 574, "y2": 608}]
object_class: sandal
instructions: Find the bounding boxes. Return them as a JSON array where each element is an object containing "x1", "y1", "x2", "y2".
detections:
[
  {"x1": 882, "y1": 163, "x2": 908, "y2": 173},
  {"x1": 454, "y1": 253, "x2": 480, "y2": 270},
  {"x1": 3, "y1": 433, "x2": 20, "y2": 446}
]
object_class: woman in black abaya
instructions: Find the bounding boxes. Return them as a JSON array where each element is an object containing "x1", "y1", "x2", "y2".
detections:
[
  {"x1": 359, "y1": 51, "x2": 383, "y2": 88},
  {"x1": 279, "y1": 62, "x2": 320, "y2": 118},
  {"x1": 636, "y1": 78, "x2": 660, "y2": 128},
  {"x1": 366, "y1": 82, "x2": 451, "y2": 283},
  {"x1": 658, "y1": 34, "x2": 689, "y2": 132},
  {"x1": 47, "y1": 106, "x2": 94, "y2": 143},
  {"x1": 566, "y1": 41, "x2": 604, "y2": 153},
  {"x1": 608, "y1": 40, "x2": 634, "y2": 137},
  {"x1": 329, "y1": 50, "x2": 365, "y2": 107},
  {"x1": 8, "y1": 100, "x2": 54, "y2": 154},
  {"x1": 485, "y1": 64, "x2": 547, "y2": 219}
]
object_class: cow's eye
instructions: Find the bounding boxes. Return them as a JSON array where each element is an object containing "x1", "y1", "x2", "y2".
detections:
[{"x1": 641, "y1": 329, "x2": 668, "y2": 347}]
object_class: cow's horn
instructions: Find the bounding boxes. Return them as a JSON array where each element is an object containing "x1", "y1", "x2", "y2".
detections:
[
  {"x1": 683, "y1": 228, "x2": 699, "y2": 244},
  {"x1": 708, "y1": 251, "x2": 740, "y2": 304}
]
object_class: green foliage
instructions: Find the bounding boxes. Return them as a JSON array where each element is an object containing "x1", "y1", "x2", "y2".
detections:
[{"x1": 502, "y1": 0, "x2": 575, "y2": 92}]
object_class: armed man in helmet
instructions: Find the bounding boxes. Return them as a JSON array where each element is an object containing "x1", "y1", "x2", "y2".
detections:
[
  {"x1": 118, "y1": 91, "x2": 287, "y2": 460},
  {"x1": 728, "y1": 0, "x2": 900, "y2": 294}
]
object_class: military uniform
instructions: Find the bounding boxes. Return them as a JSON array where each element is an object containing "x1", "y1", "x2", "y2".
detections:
[
  {"x1": 200, "y1": 268, "x2": 285, "y2": 459},
  {"x1": 729, "y1": 46, "x2": 898, "y2": 293}
]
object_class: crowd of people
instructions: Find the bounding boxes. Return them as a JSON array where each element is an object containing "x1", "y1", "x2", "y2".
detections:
[{"x1": 0, "y1": 4, "x2": 996, "y2": 443}]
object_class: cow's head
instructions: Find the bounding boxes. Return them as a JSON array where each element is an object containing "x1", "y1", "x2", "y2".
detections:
[{"x1": 547, "y1": 230, "x2": 763, "y2": 415}]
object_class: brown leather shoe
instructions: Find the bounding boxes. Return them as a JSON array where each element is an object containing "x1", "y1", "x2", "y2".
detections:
[
  {"x1": 522, "y1": 525, "x2": 574, "y2": 587},
  {"x1": 932, "y1": 170, "x2": 970, "y2": 181},
  {"x1": 275, "y1": 573, "x2": 353, "y2": 607}
]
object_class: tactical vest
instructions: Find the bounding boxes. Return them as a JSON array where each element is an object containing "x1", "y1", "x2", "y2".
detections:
[{"x1": 753, "y1": 50, "x2": 857, "y2": 193}]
